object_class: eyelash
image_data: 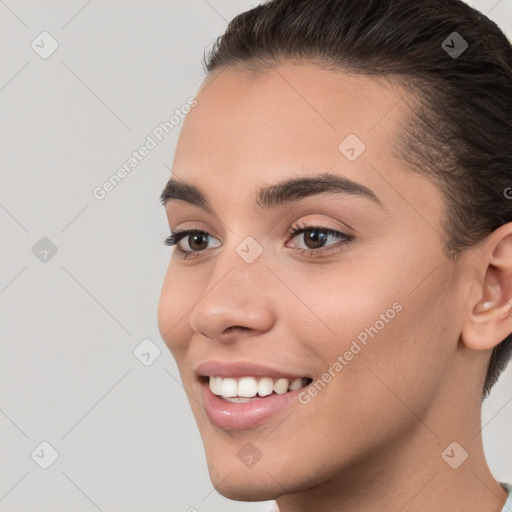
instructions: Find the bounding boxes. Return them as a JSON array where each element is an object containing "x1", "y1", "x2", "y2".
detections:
[{"x1": 164, "y1": 222, "x2": 354, "y2": 260}]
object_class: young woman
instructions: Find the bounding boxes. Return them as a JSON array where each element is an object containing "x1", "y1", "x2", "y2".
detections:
[{"x1": 158, "y1": 0, "x2": 512, "y2": 509}]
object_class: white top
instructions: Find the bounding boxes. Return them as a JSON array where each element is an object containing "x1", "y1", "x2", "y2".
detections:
[{"x1": 501, "y1": 482, "x2": 512, "y2": 512}]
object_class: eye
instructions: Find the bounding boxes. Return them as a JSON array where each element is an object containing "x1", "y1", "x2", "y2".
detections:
[
  {"x1": 163, "y1": 223, "x2": 354, "y2": 259},
  {"x1": 164, "y1": 229, "x2": 220, "y2": 258},
  {"x1": 286, "y1": 222, "x2": 353, "y2": 256}
]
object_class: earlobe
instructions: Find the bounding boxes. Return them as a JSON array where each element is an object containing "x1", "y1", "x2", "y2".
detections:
[{"x1": 461, "y1": 225, "x2": 512, "y2": 351}]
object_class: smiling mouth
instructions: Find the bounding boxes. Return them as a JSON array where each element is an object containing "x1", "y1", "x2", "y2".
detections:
[{"x1": 203, "y1": 375, "x2": 313, "y2": 402}]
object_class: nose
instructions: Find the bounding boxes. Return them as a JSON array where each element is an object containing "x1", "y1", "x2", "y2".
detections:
[{"x1": 189, "y1": 259, "x2": 276, "y2": 343}]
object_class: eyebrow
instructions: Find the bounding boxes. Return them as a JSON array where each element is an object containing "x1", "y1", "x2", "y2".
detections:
[{"x1": 160, "y1": 171, "x2": 384, "y2": 212}]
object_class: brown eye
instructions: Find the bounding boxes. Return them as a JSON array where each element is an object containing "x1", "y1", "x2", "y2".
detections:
[
  {"x1": 287, "y1": 224, "x2": 354, "y2": 257},
  {"x1": 187, "y1": 233, "x2": 209, "y2": 251},
  {"x1": 302, "y1": 228, "x2": 329, "y2": 249},
  {"x1": 164, "y1": 229, "x2": 221, "y2": 255}
]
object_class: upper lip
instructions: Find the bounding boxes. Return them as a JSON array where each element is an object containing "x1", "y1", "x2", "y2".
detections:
[{"x1": 195, "y1": 360, "x2": 310, "y2": 380}]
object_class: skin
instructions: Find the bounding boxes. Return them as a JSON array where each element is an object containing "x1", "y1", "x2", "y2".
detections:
[{"x1": 157, "y1": 63, "x2": 512, "y2": 511}]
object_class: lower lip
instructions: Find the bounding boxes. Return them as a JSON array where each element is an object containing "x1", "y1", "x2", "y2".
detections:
[{"x1": 201, "y1": 379, "x2": 305, "y2": 431}]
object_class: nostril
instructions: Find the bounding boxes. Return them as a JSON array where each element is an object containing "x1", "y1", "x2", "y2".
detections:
[{"x1": 223, "y1": 326, "x2": 248, "y2": 334}]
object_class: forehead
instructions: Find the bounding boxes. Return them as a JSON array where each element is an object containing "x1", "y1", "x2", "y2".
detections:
[
  {"x1": 170, "y1": 64, "x2": 438, "y2": 219},
  {"x1": 186, "y1": 64, "x2": 404, "y2": 130},
  {"x1": 174, "y1": 64, "x2": 407, "y2": 173}
]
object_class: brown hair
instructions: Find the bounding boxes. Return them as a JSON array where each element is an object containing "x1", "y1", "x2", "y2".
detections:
[{"x1": 203, "y1": 0, "x2": 512, "y2": 399}]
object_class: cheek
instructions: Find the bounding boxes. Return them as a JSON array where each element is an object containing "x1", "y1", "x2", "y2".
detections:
[
  {"x1": 287, "y1": 260, "x2": 402, "y2": 355},
  {"x1": 292, "y1": 249, "x2": 457, "y2": 407},
  {"x1": 276, "y1": 271, "x2": 456, "y2": 469},
  {"x1": 328, "y1": 266, "x2": 458, "y2": 419},
  {"x1": 157, "y1": 263, "x2": 198, "y2": 357}
]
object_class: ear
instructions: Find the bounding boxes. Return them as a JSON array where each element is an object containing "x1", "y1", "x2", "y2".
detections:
[{"x1": 461, "y1": 223, "x2": 512, "y2": 351}]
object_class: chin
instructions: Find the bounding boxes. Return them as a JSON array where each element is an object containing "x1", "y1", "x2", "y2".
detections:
[
  {"x1": 216, "y1": 486, "x2": 277, "y2": 502},
  {"x1": 204, "y1": 447, "x2": 321, "y2": 502},
  {"x1": 208, "y1": 469, "x2": 283, "y2": 502}
]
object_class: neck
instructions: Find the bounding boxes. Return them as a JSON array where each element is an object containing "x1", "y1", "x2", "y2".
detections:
[{"x1": 275, "y1": 398, "x2": 507, "y2": 511}]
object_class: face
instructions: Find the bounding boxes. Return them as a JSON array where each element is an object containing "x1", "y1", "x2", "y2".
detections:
[{"x1": 157, "y1": 64, "x2": 470, "y2": 501}]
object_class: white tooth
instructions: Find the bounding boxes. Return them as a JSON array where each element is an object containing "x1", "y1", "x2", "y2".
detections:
[
  {"x1": 258, "y1": 377, "x2": 274, "y2": 397},
  {"x1": 209, "y1": 376, "x2": 222, "y2": 395},
  {"x1": 214, "y1": 376, "x2": 223, "y2": 394},
  {"x1": 273, "y1": 378, "x2": 289, "y2": 394},
  {"x1": 289, "y1": 378, "x2": 302, "y2": 391},
  {"x1": 220, "y1": 377, "x2": 238, "y2": 397},
  {"x1": 238, "y1": 377, "x2": 258, "y2": 397}
]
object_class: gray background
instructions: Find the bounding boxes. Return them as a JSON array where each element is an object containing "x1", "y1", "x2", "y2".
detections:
[{"x1": 1, "y1": 1, "x2": 511, "y2": 511}]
